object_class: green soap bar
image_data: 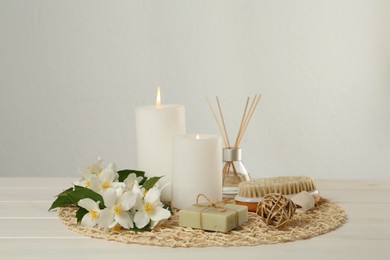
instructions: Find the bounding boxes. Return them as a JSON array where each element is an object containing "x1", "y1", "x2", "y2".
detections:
[{"x1": 179, "y1": 204, "x2": 248, "y2": 232}]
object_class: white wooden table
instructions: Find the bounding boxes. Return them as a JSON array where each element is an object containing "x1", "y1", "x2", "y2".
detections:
[{"x1": 0, "y1": 178, "x2": 389, "y2": 260}]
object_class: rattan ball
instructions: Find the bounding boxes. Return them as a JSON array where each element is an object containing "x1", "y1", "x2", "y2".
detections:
[{"x1": 256, "y1": 193, "x2": 296, "y2": 228}]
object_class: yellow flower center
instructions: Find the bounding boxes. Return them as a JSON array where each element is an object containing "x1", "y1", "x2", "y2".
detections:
[
  {"x1": 85, "y1": 180, "x2": 90, "y2": 188},
  {"x1": 113, "y1": 204, "x2": 122, "y2": 215},
  {"x1": 87, "y1": 164, "x2": 92, "y2": 171},
  {"x1": 101, "y1": 181, "x2": 110, "y2": 189},
  {"x1": 89, "y1": 210, "x2": 98, "y2": 220},
  {"x1": 144, "y1": 202, "x2": 153, "y2": 214}
]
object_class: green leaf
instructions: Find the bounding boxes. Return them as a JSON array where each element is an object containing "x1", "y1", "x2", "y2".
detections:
[
  {"x1": 76, "y1": 207, "x2": 88, "y2": 224},
  {"x1": 142, "y1": 176, "x2": 163, "y2": 190},
  {"x1": 48, "y1": 187, "x2": 74, "y2": 211},
  {"x1": 49, "y1": 186, "x2": 105, "y2": 211},
  {"x1": 68, "y1": 186, "x2": 105, "y2": 209},
  {"x1": 131, "y1": 222, "x2": 151, "y2": 233},
  {"x1": 117, "y1": 169, "x2": 145, "y2": 182},
  {"x1": 57, "y1": 187, "x2": 74, "y2": 196},
  {"x1": 49, "y1": 194, "x2": 73, "y2": 211},
  {"x1": 162, "y1": 202, "x2": 173, "y2": 215}
]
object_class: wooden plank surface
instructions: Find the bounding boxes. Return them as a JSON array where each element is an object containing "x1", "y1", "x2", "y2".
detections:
[{"x1": 0, "y1": 178, "x2": 389, "y2": 260}]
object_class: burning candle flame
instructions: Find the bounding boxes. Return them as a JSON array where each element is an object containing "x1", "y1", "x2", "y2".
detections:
[
  {"x1": 156, "y1": 86, "x2": 161, "y2": 109},
  {"x1": 196, "y1": 134, "x2": 200, "y2": 139}
]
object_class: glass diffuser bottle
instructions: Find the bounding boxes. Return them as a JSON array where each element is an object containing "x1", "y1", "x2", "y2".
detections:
[
  {"x1": 222, "y1": 148, "x2": 251, "y2": 198},
  {"x1": 205, "y1": 95, "x2": 261, "y2": 198}
]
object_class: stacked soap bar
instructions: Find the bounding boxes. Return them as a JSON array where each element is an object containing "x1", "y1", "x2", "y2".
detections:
[{"x1": 179, "y1": 204, "x2": 248, "y2": 232}]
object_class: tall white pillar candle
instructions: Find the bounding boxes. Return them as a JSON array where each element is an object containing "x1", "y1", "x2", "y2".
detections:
[
  {"x1": 172, "y1": 134, "x2": 222, "y2": 209},
  {"x1": 135, "y1": 89, "x2": 185, "y2": 201}
]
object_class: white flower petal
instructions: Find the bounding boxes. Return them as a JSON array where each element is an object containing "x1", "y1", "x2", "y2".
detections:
[
  {"x1": 111, "y1": 182, "x2": 126, "y2": 190},
  {"x1": 132, "y1": 181, "x2": 142, "y2": 195},
  {"x1": 124, "y1": 174, "x2": 136, "y2": 188},
  {"x1": 149, "y1": 206, "x2": 171, "y2": 222},
  {"x1": 115, "y1": 211, "x2": 133, "y2": 229},
  {"x1": 150, "y1": 219, "x2": 167, "y2": 229},
  {"x1": 89, "y1": 175, "x2": 100, "y2": 192},
  {"x1": 133, "y1": 194, "x2": 144, "y2": 211},
  {"x1": 98, "y1": 208, "x2": 115, "y2": 228},
  {"x1": 88, "y1": 158, "x2": 103, "y2": 174},
  {"x1": 109, "y1": 221, "x2": 118, "y2": 229},
  {"x1": 78, "y1": 198, "x2": 99, "y2": 211},
  {"x1": 115, "y1": 187, "x2": 124, "y2": 197},
  {"x1": 73, "y1": 179, "x2": 84, "y2": 187},
  {"x1": 101, "y1": 189, "x2": 117, "y2": 208},
  {"x1": 119, "y1": 191, "x2": 136, "y2": 211},
  {"x1": 126, "y1": 173, "x2": 137, "y2": 182},
  {"x1": 105, "y1": 163, "x2": 117, "y2": 173},
  {"x1": 150, "y1": 220, "x2": 158, "y2": 229},
  {"x1": 100, "y1": 168, "x2": 115, "y2": 183},
  {"x1": 81, "y1": 171, "x2": 92, "y2": 180},
  {"x1": 81, "y1": 213, "x2": 97, "y2": 227},
  {"x1": 134, "y1": 210, "x2": 150, "y2": 228},
  {"x1": 145, "y1": 187, "x2": 161, "y2": 204}
]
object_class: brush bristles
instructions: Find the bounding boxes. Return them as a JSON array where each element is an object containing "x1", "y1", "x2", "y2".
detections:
[{"x1": 238, "y1": 176, "x2": 316, "y2": 198}]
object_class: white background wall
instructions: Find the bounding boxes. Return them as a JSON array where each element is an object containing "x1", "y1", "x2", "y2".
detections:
[{"x1": 0, "y1": 0, "x2": 389, "y2": 179}]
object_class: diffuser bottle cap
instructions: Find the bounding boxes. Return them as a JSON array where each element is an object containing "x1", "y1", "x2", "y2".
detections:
[{"x1": 223, "y1": 148, "x2": 241, "y2": 162}]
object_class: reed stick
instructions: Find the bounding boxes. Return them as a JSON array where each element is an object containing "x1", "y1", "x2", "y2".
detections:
[
  {"x1": 206, "y1": 94, "x2": 261, "y2": 150},
  {"x1": 242, "y1": 95, "x2": 257, "y2": 131},
  {"x1": 243, "y1": 94, "x2": 261, "y2": 133},
  {"x1": 231, "y1": 161, "x2": 239, "y2": 177},
  {"x1": 223, "y1": 162, "x2": 229, "y2": 174},
  {"x1": 236, "y1": 94, "x2": 261, "y2": 146},
  {"x1": 216, "y1": 97, "x2": 231, "y2": 148},
  {"x1": 205, "y1": 97, "x2": 229, "y2": 147},
  {"x1": 235, "y1": 95, "x2": 257, "y2": 147},
  {"x1": 234, "y1": 97, "x2": 250, "y2": 148}
]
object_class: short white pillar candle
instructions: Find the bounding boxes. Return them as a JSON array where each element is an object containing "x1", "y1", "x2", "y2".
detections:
[
  {"x1": 172, "y1": 134, "x2": 223, "y2": 209},
  {"x1": 135, "y1": 88, "x2": 185, "y2": 201}
]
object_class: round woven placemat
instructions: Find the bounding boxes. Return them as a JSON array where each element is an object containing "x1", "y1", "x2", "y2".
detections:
[{"x1": 58, "y1": 198, "x2": 346, "y2": 248}]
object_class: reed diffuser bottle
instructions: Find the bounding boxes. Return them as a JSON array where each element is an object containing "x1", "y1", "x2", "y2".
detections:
[
  {"x1": 206, "y1": 94, "x2": 261, "y2": 198},
  {"x1": 222, "y1": 147, "x2": 251, "y2": 197}
]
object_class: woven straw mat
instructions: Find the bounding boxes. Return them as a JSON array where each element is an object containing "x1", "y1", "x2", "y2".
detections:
[{"x1": 58, "y1": 198, "x2": 346, "y2": 248}]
